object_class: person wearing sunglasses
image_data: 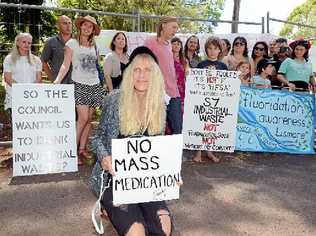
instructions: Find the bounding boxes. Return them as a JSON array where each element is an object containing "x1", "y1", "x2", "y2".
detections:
[
  {"x1": 277, "y1": 39, "x2": 314, "y2": 91},
  {"x1": 222, "y1": 36, "x2": 249, "y2": 71},
  {"x1": 250, "y1": 41, "x2": 269, "y2": 76}
]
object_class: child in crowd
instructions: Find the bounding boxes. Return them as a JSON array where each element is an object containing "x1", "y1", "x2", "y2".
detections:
[
  {"x1": 236, "y1": 61, "x2": 252, "y2": 86},
  {"x1": 252, "y1": 58, "x2": 275, "y2": 89},
  {"x1": 193, "y1": 36, "x2": 228, "y2": 163},
  {"x1": 197, "y1": 37, "x2": 228, "y2": 70}
]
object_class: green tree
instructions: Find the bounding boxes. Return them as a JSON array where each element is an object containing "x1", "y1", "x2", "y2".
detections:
[
  {"x1": 58, "y1": 0, "x2": 225, "y2": 33},
  {"x1": 279, "y1": 0, "x2": 316, "y2": 39}
]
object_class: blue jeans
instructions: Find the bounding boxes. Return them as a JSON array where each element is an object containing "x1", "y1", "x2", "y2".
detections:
[{"x1": 167, "y1": 97, "x2": 182, "y2": 134}]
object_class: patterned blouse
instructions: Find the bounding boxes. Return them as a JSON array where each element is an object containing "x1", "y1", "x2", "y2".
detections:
[{"x1": 174, "y1": 59, "x2": 186, "y2": 113}]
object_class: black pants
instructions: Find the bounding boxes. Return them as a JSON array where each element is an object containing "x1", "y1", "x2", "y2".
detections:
[
  {"x1": 167, "y1": 97, "x2": 183, "y2": 134},
  {"x1": 101, "y1": 181, "x2": 170, "y2": 236}
]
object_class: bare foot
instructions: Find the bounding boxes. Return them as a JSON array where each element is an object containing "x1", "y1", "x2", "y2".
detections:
[
  {"x1": 207, "y1": 151, "x2": 220, "y2": 163},
  {"x1": 193, "y1": 150, "x2": 203, "y2": 163}
]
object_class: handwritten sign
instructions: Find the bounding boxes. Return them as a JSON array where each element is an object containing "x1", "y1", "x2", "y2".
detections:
[
  {"x1": 236, "y1": 87, "x2": 315, "y2": 154},
  {"x1": 183, "y1": 69, "x2": 241, "y2": 152},
  {"x1": 112, "y1": 135, "x2": 183, "y2": 205},
  {"x1": 12, "y1": 84, "x2": 77, "y2": 176}
]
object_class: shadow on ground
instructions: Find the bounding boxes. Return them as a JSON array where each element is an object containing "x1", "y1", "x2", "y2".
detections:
[{"x1": 0, "y1": 152, "x2": 316, "y2": 235}]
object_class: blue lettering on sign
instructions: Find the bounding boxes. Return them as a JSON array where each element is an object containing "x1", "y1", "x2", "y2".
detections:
[{"x1": 236, "y1": 87, "x2": 315, "y2": 154}]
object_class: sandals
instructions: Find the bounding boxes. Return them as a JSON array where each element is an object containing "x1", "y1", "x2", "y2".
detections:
[
  {"x1": 77, "y1": 156, "x2": 84, "y2": 166},
  {"x1": 78, "y1": 148, "x2": 96, "y2": 166},
  {"x1": 78, "y1": 148, "x2": 94, "y2": 159}
]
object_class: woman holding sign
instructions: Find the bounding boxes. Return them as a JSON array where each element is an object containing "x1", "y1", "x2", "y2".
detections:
[
  {"x1": 277, "y1": 39, "x2": 314, "y2": 91},
  {"x1": 54, "y1": 15, "x2": 104, "y2": 165},
  {"x1": 3, "y1": 32, "x2": 42, "y2": 112},
  {"x1": 90, "y1": 46, "x2": 175, "y2": 236}
]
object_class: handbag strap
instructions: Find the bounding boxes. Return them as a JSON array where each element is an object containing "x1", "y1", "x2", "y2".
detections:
[
  {"x1": 91, "y1": 170, "x2": 111, "y2": 235},
  {"x1": 94, "y1": 44, "x2": 100, "y2": 63}
]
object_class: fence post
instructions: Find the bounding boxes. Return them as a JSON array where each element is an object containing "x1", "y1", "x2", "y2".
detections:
[
  {"x1": 132, "y1": 8, "x2": 136, "y2": 31},
  {"x1": 261, "y1": 16, "x2": 265, "y2": 33},
  {"x1": 266, "y1": 11, "x2": 270, "y2": 34},
  {"x1": 137, "y1": 9, "x2": 140, "y2": 32}
]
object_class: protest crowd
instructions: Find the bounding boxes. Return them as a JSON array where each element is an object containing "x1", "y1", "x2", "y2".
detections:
[{"x1": 2, "y1": 14, "x2": 315, "y2": 236}]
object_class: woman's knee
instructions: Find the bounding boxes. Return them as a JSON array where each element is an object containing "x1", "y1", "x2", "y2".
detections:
[
  {"x1": 126, "y1": 222, "x2": 146, "y2": 236},
  {"x1": 77, "y1": 113, "x2": 89, "y2": 125},
  {"x1": 157, "y1": 209, "x2": 172, "y2": 236}
]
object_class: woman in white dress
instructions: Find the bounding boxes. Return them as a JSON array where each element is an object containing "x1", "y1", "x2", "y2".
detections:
[{"x1": 3, "y1": 32, "x2": 42, "y2": 112}]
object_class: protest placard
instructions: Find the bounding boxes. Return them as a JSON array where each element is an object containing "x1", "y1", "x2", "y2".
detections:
[
  {"x1": 112, "y1": 135, "x2": 183, "y2": 205},
  {"x1": 12, "y1": 84, "x2": 77, "y2": 176},
  {"x1": 182, "y1": 69, "x2": 241, "y2": 152},
  {"x1": 236, "y1": 87, "x2": 315, "y2": 154}
]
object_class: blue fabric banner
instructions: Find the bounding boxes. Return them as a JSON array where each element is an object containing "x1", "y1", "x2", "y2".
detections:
[{"x1": 236, "y1": 87, "x2": 315, "y2": 154}]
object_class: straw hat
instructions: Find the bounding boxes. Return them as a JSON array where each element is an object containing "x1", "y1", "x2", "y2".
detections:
[{"x1": 75, "y1": 15, "x2": 101, "y2": 36}]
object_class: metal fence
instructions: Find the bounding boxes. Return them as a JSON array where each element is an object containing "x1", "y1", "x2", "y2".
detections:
[
  {"x1": 0, "y1": 2, "x2": 265, "y2": 34},
  {"x1": 0, "y1": 2, "x2": 266, "y2": 72},
  {"x1": 266, "y1": 11, "x2": 316, "y2": 35}
]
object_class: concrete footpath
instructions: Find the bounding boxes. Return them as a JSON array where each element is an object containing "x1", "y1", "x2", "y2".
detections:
[{"x1": 0, "y1": 151, "x2": 316, "y2": 236}]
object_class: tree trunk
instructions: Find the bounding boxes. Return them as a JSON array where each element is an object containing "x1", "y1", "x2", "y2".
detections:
[{"x1": 231, "y1": 0, "x2": 241, "y2": 33}]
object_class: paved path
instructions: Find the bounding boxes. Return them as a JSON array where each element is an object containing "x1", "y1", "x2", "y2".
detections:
[{"x1": 1, "y1": 152, "x2": 316, "y2": 236}]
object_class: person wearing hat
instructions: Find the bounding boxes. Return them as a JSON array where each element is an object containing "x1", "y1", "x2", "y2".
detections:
[
  {"x1": 251, "y1": 58, "x2": 276, "y2": 89},
  {"x1": 277, "y1": 39, "x2": 314, "y2": 91},
  {"x1": 144, "y1": 16, "x2": 183, "y2": 135},
  {"x1": 54, "y1": 15, "x2": 104, "y2": 165},
  {"x1": 90, "y1": 46, "x2": 179, "y2": 236}
]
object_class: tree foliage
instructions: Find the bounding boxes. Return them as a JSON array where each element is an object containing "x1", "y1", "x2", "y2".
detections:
[
  {"x1": 58, "y1": 0, "x2": 225, "y2": 33},
  {"x1": 279, "y1": 0, "x2": 316, "y2": 39}
]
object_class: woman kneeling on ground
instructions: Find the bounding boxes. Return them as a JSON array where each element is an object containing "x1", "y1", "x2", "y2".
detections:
[{"x1": 90, "y1": 46, "x2": 176, "y2": 236}]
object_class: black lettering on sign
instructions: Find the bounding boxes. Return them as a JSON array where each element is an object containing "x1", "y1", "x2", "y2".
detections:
[
  {"x1": 44, "y1": 89, "x2": 69, "y2": 98},
  {"x1": 23, "y1": 90, "x2": 38, "y2": 99},
  {"x1": 115, "y1": 159, "x2": 126, "y2": 172},
  {"x1": 127, "y1": 139, "x2": 152, "y2": 154}
]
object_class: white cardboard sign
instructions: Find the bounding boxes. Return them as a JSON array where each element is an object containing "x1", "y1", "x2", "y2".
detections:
[
  {"x1": 12, "y1": 84, "x2": 77, "y2": 176},
  {"x1": 183, "y1": 69, "x2": 241, "y2": 152},
  {"x1": 112, "y1": 134, "x2": 183, "y2": 205}
]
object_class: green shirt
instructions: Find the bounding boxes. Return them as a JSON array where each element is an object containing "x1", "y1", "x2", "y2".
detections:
[{"x1": 278, "y1": 58, "x2": 313, "y2": 83}]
